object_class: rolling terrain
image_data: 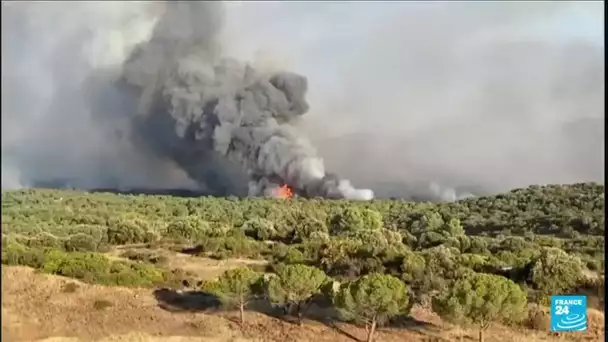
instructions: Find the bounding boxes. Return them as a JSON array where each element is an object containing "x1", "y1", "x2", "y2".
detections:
[{"x1": 2, "y1": 183, "x2": 605, "y2": 342}]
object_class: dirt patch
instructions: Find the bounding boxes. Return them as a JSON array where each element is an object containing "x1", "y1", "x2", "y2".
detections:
[
  {"x1": 106, "y1": 248, "x2": 268, "y2": 281},
  {"x1": 2, "y1": 266, "x2": 604, "y2": 342},
  {"x1": 2, "y1": 267, "x2": 240, "y2": 342},
  {"x1": 33, "y1": 335, "x2": 259, "y2": 342}
]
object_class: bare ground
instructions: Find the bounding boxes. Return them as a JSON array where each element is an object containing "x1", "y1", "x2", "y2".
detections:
[
  {"x1": 2, "y1": 260, "x2": 604, "y2": 342},
  {"x1": 106, "y1": 247, "x2": 269, "y2": 281}
]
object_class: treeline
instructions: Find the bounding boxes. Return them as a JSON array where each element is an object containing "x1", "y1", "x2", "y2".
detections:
[
  {"x1": 193, "y1": 264, "x2": 527, "y2": 342},
  {"x1": 2, "y1": 183, "x2": 603, "y2": 266},
  {"x1": 0, "y1": 183, "x2": 605, "y2": 340},
  {"x1": 3, "y1": 183, "x2": 604, "y2": 238}
]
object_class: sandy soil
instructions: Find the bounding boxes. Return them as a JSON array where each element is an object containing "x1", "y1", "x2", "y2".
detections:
[{"x1": 2, "y1": 264, "x2": 604, "y2": 342}]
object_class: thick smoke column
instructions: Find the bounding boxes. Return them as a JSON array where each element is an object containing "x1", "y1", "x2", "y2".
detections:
[
  {"x1": 121, "y1": 2, "x2": 373, "y2": 200},
  {"x1": 3, "y1": 2, "x2": 602, "y2": 201}
]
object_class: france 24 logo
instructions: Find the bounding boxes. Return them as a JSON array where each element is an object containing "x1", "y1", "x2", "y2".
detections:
[{"x1": 550, "y1": 295, "x2": 587, "y2": 332}]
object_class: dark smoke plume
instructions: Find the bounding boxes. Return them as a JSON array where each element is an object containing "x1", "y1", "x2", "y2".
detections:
[
  {"x1": 120, "y1": 2, "x2": 373, "y2": 199},
  {"x1": 2, "y1": 2, "x2": 603, "y2": 202}
]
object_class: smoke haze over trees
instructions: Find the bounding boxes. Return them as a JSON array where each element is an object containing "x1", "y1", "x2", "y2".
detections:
[{"x1": 1, "y1": 1, "x2": 604, "y2": 200}]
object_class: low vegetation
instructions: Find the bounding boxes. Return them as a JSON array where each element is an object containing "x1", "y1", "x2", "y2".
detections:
[{"x1": 1, "y1": 183, "x2": 604, "y2": 342}]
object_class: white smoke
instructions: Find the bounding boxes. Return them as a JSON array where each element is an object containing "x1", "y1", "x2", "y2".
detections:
[{"x1": 1, "y1": 2, "x2": 603, "y2": 201}]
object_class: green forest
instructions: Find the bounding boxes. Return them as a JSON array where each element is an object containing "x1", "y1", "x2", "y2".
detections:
[{"x1": 1, "y1": 182, "x2": 604, "y2": 342}]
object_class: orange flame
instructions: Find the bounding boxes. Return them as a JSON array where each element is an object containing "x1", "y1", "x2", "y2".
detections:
[{"x1": 274, "y1": 184, "x2": 294, "y2": 199}]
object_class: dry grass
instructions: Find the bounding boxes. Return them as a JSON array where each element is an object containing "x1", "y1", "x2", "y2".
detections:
[
  {"x1": 2, "y1": 264, "x2": 604, "y2": 342},
  {"x1": 526, "y1": 304, "x2": 552, "y2": 332},
  {"x1": 106, "y1": 248, "x2": 268, "y2": 281},
  {"x1": 33, "y1": 334, "x2": 261, "y2": 342}
]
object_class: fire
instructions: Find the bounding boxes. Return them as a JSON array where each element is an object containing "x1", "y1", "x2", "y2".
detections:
[{"x1": 274, "y1": 184, "x2": 294, "y2": 199}]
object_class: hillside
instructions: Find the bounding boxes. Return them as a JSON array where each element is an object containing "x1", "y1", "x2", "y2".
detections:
[{"x1": 1, "y1": 183, "x2": 605, "y2": 342}]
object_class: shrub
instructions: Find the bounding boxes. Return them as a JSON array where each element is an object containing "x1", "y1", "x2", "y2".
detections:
[
  {"x1": 219, "y1": 235, "x2": 266, "y2": 258},
  {"x1": 241, "y1": 218, "x2": 277, "y2": 241},
  {"x1": 27, "y1": 232, "x2": 64, "y2": 249},
  {"x1": 361, "y1": 209, "x2": 384, "y2": 231},
  {"x1": 308, "y1": 231, "x2": 330, "y2": 243},
  {"x1": 350, "y1": 230, "x2": 389, "y2": 256},
  {"x1": 120, "y1": 249, "x2": 167, "y2": 264},
  {"x1": 106, "y1": 218, "x2": 148, "y2": 245},
  {"x1": 421, "y1": 212, "x2": 444, "y2": 231},
  {"x1": 444, "y1": 218, "x2": 465, "y2": 236},
  {"x1": 103, "y1": 261, "x2": 168, "y2": 287},
  {"x1": 196, "y1": 233, "x2": 266, "y2": 259},
  {"x1": 66, "y1": 225, "x2": 107, "y2": 245},
  {"x1": 64, "y1": 233, "x2": 99, "y2": 252},
  {"x1": 42, "y1": 250, "x2": 111, "y2": 281},
  {"x1": 525, "y1": 304, "x2": 551, "y2": 331},
  {"x1": 417, "y1": 231, "x2": 446, "y2": 248},
  {"x1": 530, "y1": 247, "x2": 584, "y2": 297},
  {"x1": 2, "y1": 244, "x2": 169, "y2": 287},
  {"x1": 467, "y1": 236, "x2": 489, "y2": 254},
  {"x1": 400, "y1": 250, "x2": 426, "y2": 284},
  {"x1": 127, "y1": 263, "x2": 167, "y2": 286},
  {"x1": 293, "y1": 216, "x2": 328, "y2": 242},
  {"x1": 166, "y1": 216, "x2": 211, "y2": 242},
  {"x1": 331, "y1": 208, "x2": 383, "y2": 235},
  {"x1": 2, "y1": 242, "x2": 46, "y2": 268},
  {"x1": 93, "y1": 299, "x2": 113, "y2": 310},
  {"x1": 283, "y1": 247, "x2": 306, "y2": 265},
  {"x1": 62, "y1": 282, "x2": 80, "y2": 293}
]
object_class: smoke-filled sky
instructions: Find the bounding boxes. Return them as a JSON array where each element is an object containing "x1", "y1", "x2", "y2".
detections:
[{"x1": 1, "y1": 1, "x2": 604, "y2": 200}]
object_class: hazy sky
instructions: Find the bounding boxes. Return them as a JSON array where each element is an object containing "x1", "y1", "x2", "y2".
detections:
[
  {"x1": 2, "y1": 1, "x2": 604, "y2": 198},
  {"x1": 220, "y1": 1, "x2": 604, "y2": 129},
  {"x1": 220, "y1": 1, "x2": 605, "y2": 194}
]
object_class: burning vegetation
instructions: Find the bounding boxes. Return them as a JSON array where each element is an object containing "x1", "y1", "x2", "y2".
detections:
[{"x1": 273, "y1": 184, "x2": 294, "y2": 199}]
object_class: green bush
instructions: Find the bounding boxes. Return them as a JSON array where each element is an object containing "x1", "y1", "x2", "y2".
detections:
[
  {"x1": 120, "y1": 249, "x2": 167, "y2": 264},
  {"x1": 106, "y1": 218, "x2": 148, "y2": 245},
  {"x1": 331, "y1": 207, "x2": 383, "y2": 235},
  {"x1": 400, "y1": 250, "x2": 426, "y2": 283},
  {"x1": 1, "y1": 244, "x2": 170, "y2": 287},
  {"x1": 2, "y1": 242, "x2": 46, "y2": 268},
  {"x1": 241, "y1": 218, "x2": 277, "y2": 241},
  {"x1": 26, "y1": 232, "x2": 64, "y2": 249},
  {"x1": 166, "y1": 216, "x2": 211, "y2": 242},
  {"x1": 108, "y1": 262, "x2": 167, "y2": 287},
  {"x1": 293, "y1": 216, "x2": 328, "y2": 242},
  {"x1": 530, "y1": 247, "x2": 584, "y2": 297},
  {"x1": 283, "y1": 247, "x2": 306, "y2": 265},
  {"x1": 64, "y1": 233, "x2": 99, "y2": 252},
  {"x1": 41, "y1": 250, "x2": 111, "y2": 281},
  {"x1": 66, "y1": 225, "x2": 107, "y2": 245}
]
